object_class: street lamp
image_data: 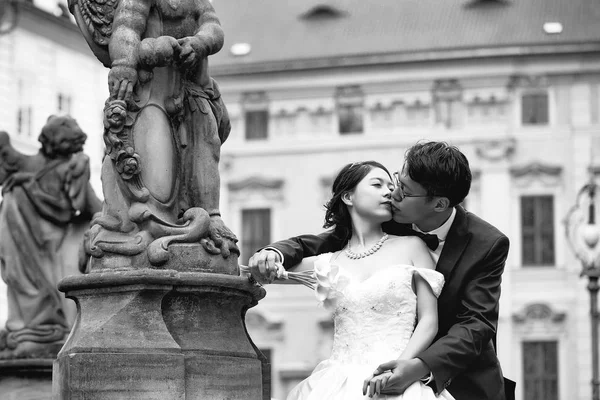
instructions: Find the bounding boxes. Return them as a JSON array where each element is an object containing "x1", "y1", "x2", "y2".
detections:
[
  {"x1": 0, "y1": 0, "x2": 21, "y2": 35},
  {"x1": 566, "y1": 173, "x2": 600, "y2": 400}
]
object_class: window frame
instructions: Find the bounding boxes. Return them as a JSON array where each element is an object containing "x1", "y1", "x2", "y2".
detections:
[
  {"x1": 517, "y1": 88, "x2": 553, "y2": 128},
  {"x1": 511, "y1": 167, "x2": 564, "y2": 270},
  {"x1": 240, "y1": 207, "x2": 272, "y2": 264},
  {"x1": 520, "y1": 195, "x2": 555, "y2": 267},
  {"x1": 336, "y1": 86, "x2": 365, "y2": 135},
  {"x1": 521, "y1": 340, "x2": 559, "y2": 400}
]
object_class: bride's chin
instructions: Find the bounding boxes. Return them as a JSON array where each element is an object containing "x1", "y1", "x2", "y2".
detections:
[{"x1": 373, "y1": 212, "x2": 392, "y2": 223}]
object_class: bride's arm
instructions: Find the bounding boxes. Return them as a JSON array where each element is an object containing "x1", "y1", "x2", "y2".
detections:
[
  {"x1": 398, "y1": 274, "x2": 438, "y2": 359},
  {"x1": 399, "y1": 238, "x2": 438, "y2": 359}
]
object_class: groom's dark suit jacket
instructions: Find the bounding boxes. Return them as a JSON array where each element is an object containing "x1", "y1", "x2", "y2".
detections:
[{"x1": 269, "y1": 206, "x2": 513, "y2": 400}]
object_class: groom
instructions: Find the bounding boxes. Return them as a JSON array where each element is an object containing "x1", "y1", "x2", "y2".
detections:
[{"x1": 249, "y1": 141, "x2": 514, "y2": 400}]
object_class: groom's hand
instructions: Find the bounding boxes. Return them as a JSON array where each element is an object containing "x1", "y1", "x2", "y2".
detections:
[
  {"x1": 364, "y1": 358, "x2": 428, "y2": 396},
  {"x1": 248, "y1": 249, "x2": 281, "y2": 284}
]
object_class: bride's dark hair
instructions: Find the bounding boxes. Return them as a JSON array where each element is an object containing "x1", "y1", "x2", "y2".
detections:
[{"x1": 323, "y1": 161, "x2": 391, "y2": 243}]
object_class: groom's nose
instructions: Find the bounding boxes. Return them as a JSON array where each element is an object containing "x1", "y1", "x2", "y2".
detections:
[{"x1": 391, "y1": 187, "x2": 403, "y2": 202}]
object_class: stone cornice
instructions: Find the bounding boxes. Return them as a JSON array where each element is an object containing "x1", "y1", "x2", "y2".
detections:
[{"x1": 211, "y1": 43, "x2": 600, "y2": 77}]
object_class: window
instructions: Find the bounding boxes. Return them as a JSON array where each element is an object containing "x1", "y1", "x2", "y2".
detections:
[
  {"x1": 17, "y1": 106, "x2": 32, "y2": 136},
  {"x1": 522, "y1": 341, "x2": 558, "y2": 400},
  {"x1": 241, "y1": 208, "x2": 271, "y2": 264},
  {"x1": 405, "y1": 101, "x2": 430, "y2": 125},
  {"x1": 521, "y1": 92, "x2": 549, "y2": 125},
  {"x1": 58, "y1": 93, "x2": 72, "y2": 114},
  {"x1": 433, "y1": 79, "x2": 463, "y2": 129},
  {"x1": 245, "y1": 110, "x2": 269, "y2": 140},
  {"x1": 521, "y1": 195, "x2": 554, "y2": 266},
  {"x1": 17, "y1": 79, "x2": 33, "y2": 136},
  {"x1": 338, "y1": 103, "x2": 363, "y2": 134},
  {"x1": 336, "y1": 86, "x2": 364, "y2": 134}
]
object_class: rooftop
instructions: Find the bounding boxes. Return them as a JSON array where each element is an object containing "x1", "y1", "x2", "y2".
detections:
[{"x1": 210, "y1": 0, "x2": 600, "y2": 73}]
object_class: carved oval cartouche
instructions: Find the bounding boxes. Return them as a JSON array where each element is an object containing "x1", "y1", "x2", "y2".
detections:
[{"x1": 132, "y1": 105, "x2": 175, "y2": 203}]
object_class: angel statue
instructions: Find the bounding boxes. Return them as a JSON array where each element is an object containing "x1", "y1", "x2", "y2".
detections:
[
  {"x1": 68, "y1": 0, "x2": 239, "y2": 272},
  {"x1": 0, "y1": 115, "x2": 102, "y2": 359}
]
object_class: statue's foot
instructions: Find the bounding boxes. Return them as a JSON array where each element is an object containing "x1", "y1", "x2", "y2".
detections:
[{"x1": 201, "y1": 216, "x2": 240, "y2": 258}]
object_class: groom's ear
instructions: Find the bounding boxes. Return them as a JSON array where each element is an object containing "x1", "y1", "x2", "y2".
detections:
[{"x1": 433, "y1": 197, "x2": 451, "y2": 212}]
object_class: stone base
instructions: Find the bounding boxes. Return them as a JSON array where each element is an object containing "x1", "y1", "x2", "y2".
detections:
[
  {"x1": 53, "y1": 269, "x2": 267, "y2": 399},
  {"x1": 0, "y1": 358, "x2": 54, "y2": 400},
  {"x1": 88, "y1": 243, "x2": 240, "y2": 275}
]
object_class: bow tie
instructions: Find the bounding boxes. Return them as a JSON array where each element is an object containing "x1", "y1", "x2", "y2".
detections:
[
  {"x1": 380, "y1": 222, "x2": 440, "y2": 251},
  {"x1": 412, "y1": 231, "x2": 440, "y2": 251}
]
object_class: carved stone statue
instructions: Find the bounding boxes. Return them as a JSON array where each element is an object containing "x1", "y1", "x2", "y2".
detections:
[
  {"x1": 0, "y1": 116, "x2": 101, "y2": 359},
  {"x1": 69, "y1": 0, "x2": 238, "y2": 271},
  {"x1": 51, "y1": 1, "x2": 267, "y2": 399}
]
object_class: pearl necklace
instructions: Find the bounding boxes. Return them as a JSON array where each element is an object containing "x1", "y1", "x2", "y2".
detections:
[{"x1": 344, "y1": 234, "x2": 389, "y2": 260}]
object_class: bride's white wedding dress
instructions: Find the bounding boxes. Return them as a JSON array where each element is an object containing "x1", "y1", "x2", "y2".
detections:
[{"x1": 287, "y1": 253, "x2": 455, "y2": 400}]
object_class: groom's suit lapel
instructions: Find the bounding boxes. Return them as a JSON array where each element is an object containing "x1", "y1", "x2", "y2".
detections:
[{"x1": 436, "y1": 206, "x2": 471, "y2": 280}]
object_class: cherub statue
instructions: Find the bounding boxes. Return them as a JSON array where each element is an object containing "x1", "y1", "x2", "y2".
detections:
[
  {"x1": 68, "y1": 0, "x2": 239, "y2": 271},
  {"x1": 0, "y1": 115, "x2": 102, "y2": 359}
]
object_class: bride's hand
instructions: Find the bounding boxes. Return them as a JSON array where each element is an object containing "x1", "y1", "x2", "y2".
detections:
[{"x1": 363, "y1": 370, "x2": 393, "y2": 397}]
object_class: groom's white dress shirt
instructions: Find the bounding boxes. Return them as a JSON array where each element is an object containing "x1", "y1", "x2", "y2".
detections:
[
  {"x1": 413, "y1": 207, "x2": 456, "y2": 386},
  {"x1": 413, "y1": 207, "x2": 457, "y2": 264}
]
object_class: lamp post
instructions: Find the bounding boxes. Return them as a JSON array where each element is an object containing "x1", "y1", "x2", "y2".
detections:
[
  {"x1": 566, "y1": 175, "x2": 600, "y2": 400},
  {"x1": 0, "y1": 0, "x2": 21, "y2": 35}
]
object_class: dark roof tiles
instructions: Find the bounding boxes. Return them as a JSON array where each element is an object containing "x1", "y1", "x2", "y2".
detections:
[{"x1": 210, "y1": 0, "x2": 600, "y2": 69}]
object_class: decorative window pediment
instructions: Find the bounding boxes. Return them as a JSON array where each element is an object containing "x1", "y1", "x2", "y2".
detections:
[
  {"x1": 508, "y1": 75, "x2": 549, "y2": 90},
  {"x1": 510, "y1": 162, "x2": 562, "y2": 188},
  {"x1": 475, "y1": 138, "x2": 516, "y2": 162},
  {"x1": 228, "y1": 176, "x2": 284, "y2": 203},
  {"x1": 512, "y1": 303, "x2": 566, "y2": 325}
]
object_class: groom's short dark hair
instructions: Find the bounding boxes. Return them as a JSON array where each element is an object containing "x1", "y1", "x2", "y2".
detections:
[{"x1": 404, "y1": 141, "x2": 471, "y2": 207}]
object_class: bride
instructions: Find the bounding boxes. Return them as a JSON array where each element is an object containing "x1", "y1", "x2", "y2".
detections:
[{"x1": 249, "y1": 161, "x2": 455, "y2": 400}]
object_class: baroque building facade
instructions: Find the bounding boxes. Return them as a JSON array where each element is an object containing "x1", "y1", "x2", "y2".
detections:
[{"x1": 211, "y1": 1, "x2": 600, "y2": 399}]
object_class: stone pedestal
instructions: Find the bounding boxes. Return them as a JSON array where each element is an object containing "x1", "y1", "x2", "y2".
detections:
[{"x1": 52, "y1": 259, "x2": 266, "y2": 399}]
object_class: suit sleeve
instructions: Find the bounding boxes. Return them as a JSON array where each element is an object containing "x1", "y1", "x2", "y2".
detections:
[
  {"x1": 417, "y1": 235, "x2": 510, "y2": 393},
  {"x1": 265, "y1": 231, "x2": 345, "y2": 269}
]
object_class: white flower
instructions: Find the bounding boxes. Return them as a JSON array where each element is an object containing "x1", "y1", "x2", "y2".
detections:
[{"x1": 314, "y1": 259, "x2": 349, "y2": 309}]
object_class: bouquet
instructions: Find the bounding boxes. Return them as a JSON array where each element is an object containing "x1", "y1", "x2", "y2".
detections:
[{"x1": 239, "y1": 264, "x2": 316, "y2": 290}]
